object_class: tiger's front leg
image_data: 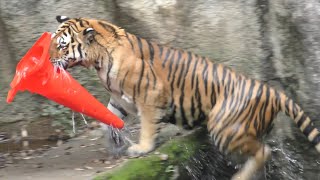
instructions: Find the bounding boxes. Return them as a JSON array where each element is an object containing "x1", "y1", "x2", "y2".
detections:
[
  {"x1": 101, "y1": 97, "x2": 128, "y2": 156},
  {"x1": 127, "y1": 106, "x2": 164, "y2": 157}
]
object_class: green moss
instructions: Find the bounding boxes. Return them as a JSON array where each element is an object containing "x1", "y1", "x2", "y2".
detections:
[
  {"x1": 94, "y1": 128, "x2": 207, "y2": 180},
  {"x1": 95, "y1": 158, "x2": 169, "y2": 180}
]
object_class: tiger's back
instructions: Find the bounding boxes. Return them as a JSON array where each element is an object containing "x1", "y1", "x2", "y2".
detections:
[
  {"x1": 50, "y1": 16, "x2": 320, "y2": 180},
  {"x1": 123, "y1": 34, "x2": 279, "y2": 139}
]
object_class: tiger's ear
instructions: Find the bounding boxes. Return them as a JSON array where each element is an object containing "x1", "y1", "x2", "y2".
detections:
[
  {"x1": 83, "y1": 28, "x2": 95, "y2": 44},
  {"x1": 56, "y1": 16, "x2": 70, "y2": 23}
]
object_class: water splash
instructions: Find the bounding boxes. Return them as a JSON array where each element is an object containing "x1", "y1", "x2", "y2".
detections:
[
  {"x1": 69, "y1": 111, "x2": 129, "y2": 157},
  {"x1": 21, "y1": 67, "x2": 29, "y2": 78},
  {"x1": 108, "y1": 126, "x2": 126, "y2": 147},
  {"x1": 53, "y1": 65, "x2": 71, "y2": 83},
  {"x1": 80, "y1": 113, "x2": 88, "y2": 125},
  {"x1": 179, "y1": 138, "x2": 237, "y2": 180},
  {"x1": 102, "y1": 124, "x2": 133, "y2": 158},
  {"x1": 31, "y1": 57, "x2": 39, "y2": 64},
  {"x1": 72, "y1": 112, "x2": 76, "y2": 133},
  {"x1": 71, "y1": 112, "x2": 89, "y2": 133}
]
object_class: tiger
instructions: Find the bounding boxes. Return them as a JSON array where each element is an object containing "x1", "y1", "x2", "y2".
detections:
[{"x1": 49, "y1": 16, "x2": 320, "y2": 180}]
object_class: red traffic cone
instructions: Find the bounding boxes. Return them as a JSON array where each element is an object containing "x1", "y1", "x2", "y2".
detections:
[{"x1": 7, "y1": 32, "x2": 124, "y2": 129}]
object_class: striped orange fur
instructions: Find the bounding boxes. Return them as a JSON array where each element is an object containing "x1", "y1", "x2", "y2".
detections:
[{"x1": 49, "y1": 16, "x2": 320, "y2": 180}]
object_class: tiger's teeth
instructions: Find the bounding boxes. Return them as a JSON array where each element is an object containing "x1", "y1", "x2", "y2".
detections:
[{"x1": 51, "y1": 33, "x2": 56, "y2": 39}]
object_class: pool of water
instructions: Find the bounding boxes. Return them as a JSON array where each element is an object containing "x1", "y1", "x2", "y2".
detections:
[{"x1": 0, "y1": 139, "x2": 56, "y2": 154}]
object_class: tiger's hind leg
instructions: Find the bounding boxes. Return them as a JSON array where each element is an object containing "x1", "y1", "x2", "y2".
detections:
[{"x1": 229, "y1": 136, "x2": 271, "y2": 180}]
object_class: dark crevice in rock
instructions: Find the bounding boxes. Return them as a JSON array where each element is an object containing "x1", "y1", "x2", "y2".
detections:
[
  {"x1": 256, "y1": 0, "x2": 277, "y2": 83},
  {"x1": 0, "y1": 9, "x2": 16, "y2": 73}
]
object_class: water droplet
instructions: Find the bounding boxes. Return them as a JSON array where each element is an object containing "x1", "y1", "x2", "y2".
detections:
[
  {"x1": 31, "y1": 57, "x2": 39, "y2": 64},
  {"x1": 42, "y1": 79, "x2": 48, "y2": 85}
]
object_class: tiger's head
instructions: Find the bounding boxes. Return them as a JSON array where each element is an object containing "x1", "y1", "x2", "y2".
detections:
[{"x1": 50, "y1": 16, "x2": 124, "y2": 70}]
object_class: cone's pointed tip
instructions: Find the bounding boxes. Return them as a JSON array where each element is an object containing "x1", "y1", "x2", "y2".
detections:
[
  {"x1": 110, "y1": 116, "x2": 125, "y2": 129},
  {"x1": 115, "y1": 124, "x2": 124, "y2": 129},
  {"x1": 103, "y1": 118, "x2": 124, "y2": 129},
  {"x1": 6, "y1": 98, "x2": 12, "y2": 103},
  {"x1": 6, "y1": 89, "x2": 17, "y2": 104},
  {"x1": 113, "y1": 120, "x2": 125, "y2": 129}
]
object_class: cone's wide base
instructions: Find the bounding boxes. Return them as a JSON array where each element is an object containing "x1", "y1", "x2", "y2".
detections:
[{"x1": 7, "y1": 32, "x2": 124, "y2": 129}]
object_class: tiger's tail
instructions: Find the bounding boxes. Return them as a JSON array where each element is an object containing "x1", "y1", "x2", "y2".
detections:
[{"x1": 277, "y1": 92, "x2": 320, "y2": 153}]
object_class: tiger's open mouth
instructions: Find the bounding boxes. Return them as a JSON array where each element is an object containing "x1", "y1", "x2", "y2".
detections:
[
  {"x1": 51, "y1": 58, "x2": 80, "y2": 69},
  {"x1": 51, "y1": 59, "x2": 68, "y2": 69}
]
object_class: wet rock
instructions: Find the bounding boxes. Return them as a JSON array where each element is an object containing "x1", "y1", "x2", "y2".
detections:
[
  {"x1": 0, "y1": 154, "x2": 6, "y2": 168},
  {"x1": 47, "y1": 134, "x2": 70, "y2": 142},
  {"x1": 159, "y1": 154, "x2": 169, "y2": 161},
  {"x1": 0, "y1": 133, "x2": 9, "y2": 142},
  {"x1": 104, "y1": 160, "x2": 111, "y2": 165},
  {"x1": 64, "y1": 146, "x2": 73, "y2": 150},
  {"x1": 32, "y1": 163, "x2": 43, "y2": 169}
]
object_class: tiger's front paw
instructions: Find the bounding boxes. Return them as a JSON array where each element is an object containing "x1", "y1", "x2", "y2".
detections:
[{"x1": 127, "y1": 143, "x2": 154, "y2": 158}]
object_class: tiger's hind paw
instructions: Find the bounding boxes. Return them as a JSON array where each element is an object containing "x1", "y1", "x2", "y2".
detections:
[{"x1": 127, "y1": 143, "x2": 154, "y2": 158}]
